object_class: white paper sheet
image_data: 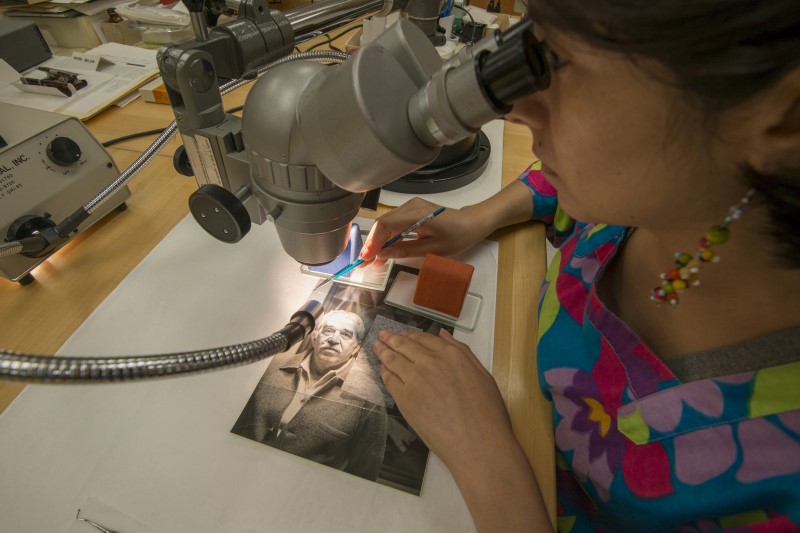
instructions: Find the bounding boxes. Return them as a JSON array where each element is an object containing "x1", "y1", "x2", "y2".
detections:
[
  {"x1": 67, "y1": 497, "x2": 162, "y2": 533},
  {"x1": 0, "y1": 213, "x2": 498, "y2": 533},
  {"x1": 0, "y1": 44, "x2": 157, "y2": 120}
]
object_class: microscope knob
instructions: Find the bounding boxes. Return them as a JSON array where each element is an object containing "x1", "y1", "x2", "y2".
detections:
[
  {"x1": 172, "y1": 145, "x2": 194, "y2": 176},
  {"x1": 46, "y1": 137, "x2": 82, "y2": 166},
  {"x1": 189, "y1": 184, "x2": 251, "y2": 243}
]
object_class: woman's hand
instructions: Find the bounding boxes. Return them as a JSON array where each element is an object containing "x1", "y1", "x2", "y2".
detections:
[
  {"x1": 372, "y1": 328, "x2": 513, "y2": 468},
  {"x1": 361, "y1": 181, "x2": 535, "y2": 267},
  {"x1": 359, "y1": 198, "x2": 488, "y2": 267},
  {"x1": 373, "y1": 329, "x2": 552, "y2": 532}
]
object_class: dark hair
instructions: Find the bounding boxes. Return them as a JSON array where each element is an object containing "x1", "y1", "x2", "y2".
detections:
[{"x1": 527, "y1": 1, "x2": 800, "y2": 266}]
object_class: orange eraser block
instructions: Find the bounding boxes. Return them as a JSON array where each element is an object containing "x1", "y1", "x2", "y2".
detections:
[{"x1": 413, "y1": 254, "x2": 475, "y2": 318}]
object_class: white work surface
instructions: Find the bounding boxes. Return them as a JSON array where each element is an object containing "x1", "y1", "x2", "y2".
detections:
[{"x1": 0, "y1": 214, "x2": 498, "y2": 533}]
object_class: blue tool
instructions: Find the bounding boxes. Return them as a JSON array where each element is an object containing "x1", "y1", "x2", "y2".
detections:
[
  {"x1": 441, "y1": 0, "x2": 453, "y2": 17},
  {"x1": 316, "y1": 207, "x2": 446, "y2": 290}
]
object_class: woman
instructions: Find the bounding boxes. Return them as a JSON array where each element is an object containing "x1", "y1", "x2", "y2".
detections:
[{"x1": 362, "y1": 1, "x2": 800, "y2": 531}]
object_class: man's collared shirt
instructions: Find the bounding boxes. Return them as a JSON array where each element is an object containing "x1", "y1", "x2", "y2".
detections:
[
  {"x1": 276, "y1": 354, "x2": 355, "y2": 437},
  {"x1": 230, "y1": 349, "x2": 389, "y2": 481}
]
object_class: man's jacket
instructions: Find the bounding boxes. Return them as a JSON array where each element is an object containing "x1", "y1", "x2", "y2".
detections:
[{"x1": 232, "y1": 350, "x2": 388, "y2": 481}]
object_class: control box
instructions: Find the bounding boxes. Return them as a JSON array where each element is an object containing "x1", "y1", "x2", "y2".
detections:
[{"x1": 0, "y1": 102, "x2": 130, "y2": 284}]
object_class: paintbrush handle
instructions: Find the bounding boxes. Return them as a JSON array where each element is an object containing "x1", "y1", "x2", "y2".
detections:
[{"x1": 384, "y1": 206, "x2": 446, "y2": 248}]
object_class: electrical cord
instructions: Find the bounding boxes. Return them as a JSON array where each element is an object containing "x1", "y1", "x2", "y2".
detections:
[
  {"x1": 102, "y1": 128, "x2": 166, "y2": 148},
  {"x1": 305, "y1": 23, "x2": 362, "y2": 52},
  {"x1": 101, "y1": 105, "x2": 245, "y2": 148},
  {"x1": 461, "y1": 6, "x2": 476, "y2": 26},
  {"x1": 451, "y1": 6, "x2": 481, "y2": 45}
]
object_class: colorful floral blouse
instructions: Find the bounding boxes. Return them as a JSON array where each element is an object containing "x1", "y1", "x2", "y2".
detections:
[{"x1": 519, "y1": 162, "x2": 800, "y2": 532}]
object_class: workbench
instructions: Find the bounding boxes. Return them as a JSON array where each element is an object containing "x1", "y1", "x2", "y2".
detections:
[{"x1": 0, "y1": 50, "x2": 554, "y2": 530}]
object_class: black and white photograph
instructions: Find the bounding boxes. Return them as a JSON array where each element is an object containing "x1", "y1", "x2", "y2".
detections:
[{"x1": 232, "y1": 264, "x2": 450, "y2": 495}]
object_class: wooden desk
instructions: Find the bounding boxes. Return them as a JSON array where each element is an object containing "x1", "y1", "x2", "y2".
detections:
[{"x1": 0, "y1": 71, "x2": 554, "y2": 524}]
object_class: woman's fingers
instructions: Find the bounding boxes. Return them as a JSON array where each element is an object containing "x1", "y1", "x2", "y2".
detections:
[
  {"x1": 376, "y1": 329, "x2": 490, "y2": 383},
  {"x1": 377, "y1": 330, "x2": 442, "y2": 363},
  {"x1": 379, "y1": 361, "x2": 402, "y2": 391},
  {"x1": 372, "y1": 337, "x2": 416, "y2": 383},
  {"x1": 390, "y1": 330, "x2": 484, "y2": 366},
  {"x1": 360, "y1": 198, "x2": 445, "y2": 264},
  {"x1": 373, "y1": 331, "x2": 439, "y2": 392},
  {"x1": 360, "y1": 222, "x2": 392, "y2": 264},
  {"x1": 374, "y1": 236, "x2": 443, "y2": 263}
]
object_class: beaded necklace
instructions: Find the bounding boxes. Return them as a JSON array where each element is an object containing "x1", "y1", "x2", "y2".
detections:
[{"x1": 651, "y1": 189, "x2": 755, "y2": 307}]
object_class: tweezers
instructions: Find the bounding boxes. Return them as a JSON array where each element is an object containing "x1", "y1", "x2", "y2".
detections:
[{"x1": 76, "y1": 509, "x2": 120, "y2": 533}]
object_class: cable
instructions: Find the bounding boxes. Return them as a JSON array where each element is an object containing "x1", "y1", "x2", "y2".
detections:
[
  {"x1": 305, "y1": 23, "x2": 362, "y2": 52},
  {"x1": 102, "y1": 128, "x2": 166, "y2": 148},
  {"x1": 101, "y1": 105, "x2": 245, "y2": 148},
  {"x1": 450, "y1": 7, "x2": 481, "y2": 45},
  {"x1": 0, "y1": 301, "x2": 323, "y2": 383},
  {"x1": 0, "y1": 241, "x2": 23, "y2": 258},
  {"x1": 461, "y1": 6, "x2": 476, "y2": 26}
]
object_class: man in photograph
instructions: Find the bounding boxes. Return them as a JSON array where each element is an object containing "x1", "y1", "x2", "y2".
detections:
[{"x1": 232, "y1": 310, "x2": 388, "y2": 481}]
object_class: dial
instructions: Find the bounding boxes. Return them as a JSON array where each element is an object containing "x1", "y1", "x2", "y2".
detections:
[{"x1": 46, "y1": 137, "x2": 82, "y2": 166}]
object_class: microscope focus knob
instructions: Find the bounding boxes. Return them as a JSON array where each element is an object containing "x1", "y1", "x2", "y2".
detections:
[
  {"x1": 189, "y1": 184, "x2": 251, "y2": 243},
  {"x1": 46, "y1": 137, "x2": 82, "y2": 166}
]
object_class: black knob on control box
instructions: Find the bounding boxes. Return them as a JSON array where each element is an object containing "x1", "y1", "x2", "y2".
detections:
[{"x1": 46, "y1": 137, "x2": 82, "y2": 166}]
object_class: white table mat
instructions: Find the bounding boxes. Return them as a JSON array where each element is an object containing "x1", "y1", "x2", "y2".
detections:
[{"x1": 0, "y1": 212, "x2": 498, "y2": 533}]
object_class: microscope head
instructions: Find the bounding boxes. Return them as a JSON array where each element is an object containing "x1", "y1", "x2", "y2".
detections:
[
  {"x1": 241, "y1": 18, "x2": 548, "y2": 265},
  {"x1": 242, "y1": 60, "x2": 364, "y2": 265}
]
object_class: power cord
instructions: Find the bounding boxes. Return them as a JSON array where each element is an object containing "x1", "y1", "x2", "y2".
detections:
[
  {"x1": 304, "y1": 23, "x2": 362, "y2": 52},
  {"x1": 102, "y1": 128, "x2": 165, "y2": 148},
  {"x1": 101, "y1": 105, "x2": 245, "y2": 147},
  {"x1": 451, "y1": 8, "x2": 482, "y2": 45}
]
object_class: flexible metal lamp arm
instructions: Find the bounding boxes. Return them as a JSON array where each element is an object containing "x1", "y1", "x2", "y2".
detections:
[{"x1": 0, "y1": 301, "x2": 322, "y2": 383}]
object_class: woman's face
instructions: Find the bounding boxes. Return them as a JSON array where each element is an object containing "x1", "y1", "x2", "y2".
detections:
[{"x1": 506, "y1": 24, "x2": 752, "y2": 232}]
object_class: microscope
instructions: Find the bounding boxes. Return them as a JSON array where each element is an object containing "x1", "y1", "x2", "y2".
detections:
[
  {"x1": 158, "y1": 0, "x2": 549, "y2": 265},
  {"x1": 0, "y1": 0, "x2": 552, "y2": 382}
]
